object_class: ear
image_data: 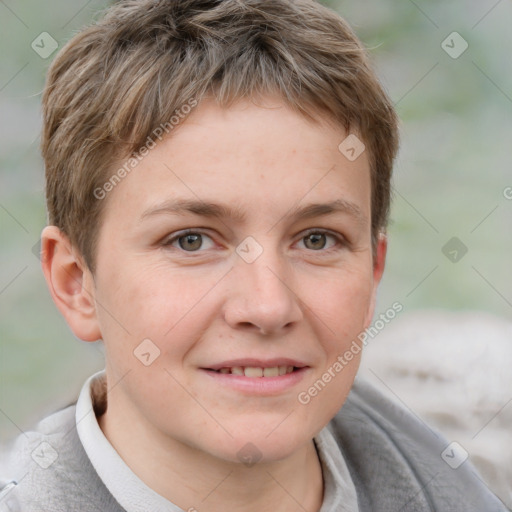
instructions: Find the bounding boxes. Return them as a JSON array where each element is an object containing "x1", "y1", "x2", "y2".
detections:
[
  {"x1": 40, "y1": 226, "x2": 101, "y2": 342},
  {"x1": 363, "y1": 232, "x2": 387, "y2": 328}
]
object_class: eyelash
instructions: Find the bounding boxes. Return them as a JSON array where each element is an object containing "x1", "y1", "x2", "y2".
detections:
[{"x1": 162, "y1": 228, "x2": 347, "y2": 254}]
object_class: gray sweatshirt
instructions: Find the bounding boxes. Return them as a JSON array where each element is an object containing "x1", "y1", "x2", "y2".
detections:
[{"x1": 0, "y1": 371, "x2": 508, "y2": 511}]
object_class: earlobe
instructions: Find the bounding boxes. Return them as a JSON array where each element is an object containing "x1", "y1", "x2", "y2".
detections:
[{"x1": 40, "y1": 226, "x2": 101, "y2": 342}]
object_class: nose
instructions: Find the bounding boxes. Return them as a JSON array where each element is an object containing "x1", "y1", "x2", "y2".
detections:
[{"x1": 223, "y1": 250, "x2": 303, "y2": 336}]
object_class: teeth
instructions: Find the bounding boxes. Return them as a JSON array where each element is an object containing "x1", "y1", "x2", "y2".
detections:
[
  {"x1": 263, "y1": 367, "x2": 279, "y2": 377},
  {"x1": 216, "y1": 365, "x2": 296, "y2": 377},
  {"x1": 244, "y1": 367, "x2": 263, "y2": 377}
]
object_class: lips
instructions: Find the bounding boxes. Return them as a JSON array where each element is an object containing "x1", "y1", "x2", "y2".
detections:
[{"x1": 201, "y1": 359, "x2": 310, "y2": 394}]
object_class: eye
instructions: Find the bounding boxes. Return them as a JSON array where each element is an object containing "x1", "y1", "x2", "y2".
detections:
[
  {"x1": 164, "y1": 230, "x2": 215, "y2": 252},
  {"x1": 298, "y1": 230, "x2": 343, "y2": 251}
]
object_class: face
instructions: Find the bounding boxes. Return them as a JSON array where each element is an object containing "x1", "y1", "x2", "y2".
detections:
[{"x1": 84, "y1": 96, "x2": 385, "y2": 463}]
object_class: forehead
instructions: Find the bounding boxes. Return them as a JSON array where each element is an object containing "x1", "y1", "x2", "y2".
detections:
[{"x1": 101, "y1": 97, "x2": 372, "y2": 228}]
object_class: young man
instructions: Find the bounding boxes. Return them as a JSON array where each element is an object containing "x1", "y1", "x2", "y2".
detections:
[{"x1": 0, "y1": 0, "x2": 508, "y2": 511}]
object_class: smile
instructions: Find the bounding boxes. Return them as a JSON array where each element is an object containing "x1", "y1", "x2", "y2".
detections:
[
  {"x1": 201, "y1": 362, "x2": 309, "y2": 395},
  {"x1": 213, "y1": 366, "x2": 296, "y2": 377}
]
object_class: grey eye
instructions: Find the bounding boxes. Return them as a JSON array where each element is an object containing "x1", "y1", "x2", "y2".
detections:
[
  {"x1": 178, "y1": 233, "x2": 204, "y2": 251},
  {"x1": 164, "y1": 231, "x2": 216, "y2": 252},
  {"x1": 303, "y1": 233, "x2": 327, "y2": 250}
]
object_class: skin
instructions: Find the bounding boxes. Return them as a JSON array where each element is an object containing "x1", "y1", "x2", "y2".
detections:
[{"x1": 41, "y1": 95, "x2": 386, "y2": 512}]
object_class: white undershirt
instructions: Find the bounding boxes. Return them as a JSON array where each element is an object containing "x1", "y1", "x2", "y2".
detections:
[{"x1": 76, "y1": 370, "x2": 359, "y2": 512}]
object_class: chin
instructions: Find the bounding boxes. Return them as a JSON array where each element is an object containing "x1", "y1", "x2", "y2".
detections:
[{"x1": 228, "y1": 429, "x2": 310, "y2": 465}]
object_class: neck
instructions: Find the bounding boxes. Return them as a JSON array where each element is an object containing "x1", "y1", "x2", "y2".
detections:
[{"x1": 98, "y1": 402, "x2": 324, "y2": 512}]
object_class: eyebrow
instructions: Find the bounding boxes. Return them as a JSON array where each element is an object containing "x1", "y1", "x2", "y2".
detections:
[{"x1": 139, "y1": 198, "x2": 367, "y2": 226}]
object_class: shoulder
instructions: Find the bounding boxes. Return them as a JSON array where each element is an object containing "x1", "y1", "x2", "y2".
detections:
[
  {"x1": 0, "y1": 405, "x2": 74, "y2": 511},
  {"x1": 0, "y1": 405, "x2": 121, "y2": 512},
  {"x1": 0, "y1": 404, "x2": 76, "y2": 475},
  {"x1": 329, "y1": 377, "x2": 509, "y2": 511}
]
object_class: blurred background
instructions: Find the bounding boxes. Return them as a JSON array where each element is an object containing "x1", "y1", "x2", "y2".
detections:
[{"x1": 1, "y1": 0, "x2": 511, "y2": 503}]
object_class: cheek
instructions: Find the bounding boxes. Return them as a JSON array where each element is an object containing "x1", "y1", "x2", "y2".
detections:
[
  {"x1": 95, "y1": 259, "x2": 182, "y2": 329},
  {"x1": 92, "y1": 260, "x2": 168, "y2": 363},
  {"x1": 307, "y1": 267, "x2": 374, "y2": 342},
  {"x1": 94, "y1": 260, "x2": 223, "y2": 362},
  {"x1": 301, "y1": 273, "x2": 370, "y2": 421}
]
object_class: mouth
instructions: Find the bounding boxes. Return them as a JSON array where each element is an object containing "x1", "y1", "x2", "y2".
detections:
[
  {"x1": 200, "y1": 360, "x2": 309, "y2": 395},
  {"x1": 209, "y1": 365, "x2": 298, "y2": 377},
  {"x1": 201, "y1": 359, "x2": 308, "y2": 378}
]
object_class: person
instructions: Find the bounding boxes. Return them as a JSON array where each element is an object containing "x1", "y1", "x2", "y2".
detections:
[{"x1": 0, "y1": 0, "x2": 508, "y2": 510}]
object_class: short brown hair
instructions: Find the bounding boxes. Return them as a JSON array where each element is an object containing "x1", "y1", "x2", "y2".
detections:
[{"x1": 42, "y1": 0, "x2": 399, "y2": 273}]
